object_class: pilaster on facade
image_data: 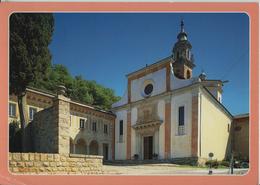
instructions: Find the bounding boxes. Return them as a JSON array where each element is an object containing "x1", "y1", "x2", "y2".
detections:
[
  {"x1": 127, "y1": 80, "x2": 131, "y2": 103},
  {"x1": 126, "y1": 109, "x2": 132, "y2": 159},
  {"x1": 191, "y1": 92, "x2": 199, "y2": 157},
  {"x1": 164, "y1": 96, "x2": 171, "y2": 159},
  {"x1": 112, "y1": 119, "x2": 115, "y2": 160},
  {"x1": 166, "y1": 63, "x2": 171, "y2": 92}
]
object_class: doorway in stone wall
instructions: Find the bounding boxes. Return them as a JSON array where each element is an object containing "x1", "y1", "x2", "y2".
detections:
[
  {"x1": 89, "y1": 140, "x2": 99, "y2": 155},
  {"x1": 75, "y1": 138, "x2": 87, "y2": 154},
  {"x1": 143, "y1": 136, "x2": 153, "y2": 160},
  {"x1": 103, "y1": 143, "x2": 109, "y2": 160}
]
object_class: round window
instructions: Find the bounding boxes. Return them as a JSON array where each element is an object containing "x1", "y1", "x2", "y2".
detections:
[{"x1": 144, "y1": 84, "x2": 153, "y2": 96}]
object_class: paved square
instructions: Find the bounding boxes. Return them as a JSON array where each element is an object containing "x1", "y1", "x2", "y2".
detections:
[{"x1": 103, "y1": 164, "x2": 248, "y2": 175}]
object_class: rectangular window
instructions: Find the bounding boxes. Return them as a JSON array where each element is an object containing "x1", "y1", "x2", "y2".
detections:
[
  {"x1": 92, "y1": 122, "x2": 97, "y2": 132},
  {"x1": 9, "y1": 103, "x2": 16, "y2": 117},
  {"x1": 178, "y1": 106, "x2": 185, "y2": 126},
  {"x1": 104, "y1": 124, "x2": 108, "y2": 134},
  {"x1": 29, "y1": 107, "x2": 37, "y2": 120},
  {"x1": 119, "y1": 120, "x2": 123, "y2": 136},
  {"x1": 178, "y1": 106, "x2": 185, "y2": 135},
  {"x1": 79, "y1": 119, "x2": 85, "y2": 129}
]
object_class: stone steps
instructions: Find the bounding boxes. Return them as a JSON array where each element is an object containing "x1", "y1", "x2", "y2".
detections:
[{"x1": 104, "y1": 157, "x2": 202, "y2": 166}]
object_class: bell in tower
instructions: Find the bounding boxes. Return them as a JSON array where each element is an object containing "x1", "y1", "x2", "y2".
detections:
[{"x1": 172, "y1": 20, "x2": 195, "y2": 79}]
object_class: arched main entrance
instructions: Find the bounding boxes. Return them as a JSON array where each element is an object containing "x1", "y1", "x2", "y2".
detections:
[
  {"x1": 75, "y1": 138, "x2": 87, "y2": 154},
  {"x1": 89, "y1": 140, "x2": 99, "y2": 155}
]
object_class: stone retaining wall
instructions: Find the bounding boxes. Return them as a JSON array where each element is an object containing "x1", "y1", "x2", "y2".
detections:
[
  {"x1": 9, "y1": 153, "x2": 103, "y2": 174},
  {"x1": 32, "y1": 107, "x2": 58, "y2": 153}
]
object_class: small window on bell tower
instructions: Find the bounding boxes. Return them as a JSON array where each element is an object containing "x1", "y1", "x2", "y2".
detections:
[
  {"x1": 186, "y1": 70, "x2": 191, "y2": 79},
  {"x1": 176, "y1": 52, "x2": 180, "y2": 59},
  {"x1": 187, "y1": 50, "x2": 190, "y2": 59}
]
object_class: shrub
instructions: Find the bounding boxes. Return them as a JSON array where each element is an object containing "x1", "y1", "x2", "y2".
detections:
[
  {"x1": 152, "y1": 153, "x2": 158, "y2": 160},
  {"x1": 9, "y1": 121, "x2": 21, "y2": 152},
  {"x1": 241, "y1": 162, "x2": 249, "y2": 168},
  {"x1": 220, "y1": 160, "x2": 230, "y2": 167},
  {"x1": 205, "y1": 160, "x2": 219, "y2": 168},
  {"x1": 133, "y1": 154, "x2": 139, "y2": 160}
]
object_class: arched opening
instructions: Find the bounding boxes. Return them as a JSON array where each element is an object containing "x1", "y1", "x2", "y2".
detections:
[
  {"x1": 89, "y1": 140, "x2": 99, "y2": 155},
  {"x1": 186, "y1": 70, "x2": 191, "y2": 79},
  {"x1": 70, "y1": 138, "x2": 74, "y2": 154},
  {"x1": 174, "y1": 69, "x2": 183, "y2": 79},
  {"x1": 186, "y1": 49, "x2": 191, "y2": 59},
  {"x1": 75, "y1": 138, "x2": 87, "y2": 154}
]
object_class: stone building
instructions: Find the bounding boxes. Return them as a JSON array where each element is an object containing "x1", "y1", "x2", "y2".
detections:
[
  {"x1": 9, "y1": 86, "x2": 115, "y2": 160},
  {"x1": 232, "y1": 113, "x2": 249, "y2": 160},
  {"x1": 111, "y1": 20, "x2": 236, "y2": 163}
]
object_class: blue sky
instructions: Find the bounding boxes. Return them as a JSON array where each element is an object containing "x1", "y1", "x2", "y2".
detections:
[{"x1": 49, "y1": 13, "x2": 249, "y2": 115}]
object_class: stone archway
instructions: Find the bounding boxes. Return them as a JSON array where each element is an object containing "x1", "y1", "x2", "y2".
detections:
[
  {"x1": 89, "y1": 140, "x2": 99, "y2": 155},
  {"x1": 75, "y1": 138, "x2": 87, "y2": 155}
]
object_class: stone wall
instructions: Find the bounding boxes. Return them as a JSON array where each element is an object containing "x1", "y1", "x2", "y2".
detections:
[
  {"x1": 30, "y1": 94, "x2": 71, "y2": 154},
  {"x1": 9, "y1": 153, "x2": 103, "y2": 174},
  {"x1": 32, "y1": 106, "x2": 58, "y2": 153},
  {"x1": 233, "y1": 116, "x2": 249, "y2": 160}
]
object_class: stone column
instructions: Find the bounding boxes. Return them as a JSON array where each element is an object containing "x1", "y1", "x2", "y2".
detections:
[
  {"x1": 154, "y1": 130, "x2": 159, "y2": 156},
  {"x1": 53, "y1": 85, "x2": 71, "y2": 154},
  {"x1": 135, "y1": 133, "x2": 140, "y2": 158},
  {"x1": 140, "y1": 135, "x2": 143, "y2": 160}
]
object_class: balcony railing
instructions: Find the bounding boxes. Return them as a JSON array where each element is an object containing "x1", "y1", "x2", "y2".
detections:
[{"x1": 178, "y1": 125, "x2": 185, "y2": 135}]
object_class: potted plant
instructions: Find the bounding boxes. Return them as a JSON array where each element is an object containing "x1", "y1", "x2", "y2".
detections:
[{"x1": 152, "y1": 153, "x2": 158, "y2": 160}]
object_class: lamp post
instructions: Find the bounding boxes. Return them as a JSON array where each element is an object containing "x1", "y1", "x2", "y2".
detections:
[{"x1": 208, "y1": 152, "x2": 214, "y2": 175}]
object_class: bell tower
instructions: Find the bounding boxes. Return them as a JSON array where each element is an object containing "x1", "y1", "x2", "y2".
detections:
[{"x1": 172, "y1": 20, "x2": 195, "y2": 79}]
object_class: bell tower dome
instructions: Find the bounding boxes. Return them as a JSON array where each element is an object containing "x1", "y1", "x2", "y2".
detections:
[{"x1": 172, "y1": 20, "x2": 195, "y2": 79}]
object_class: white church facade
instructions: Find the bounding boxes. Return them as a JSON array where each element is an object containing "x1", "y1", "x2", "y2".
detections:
[{"x1": 112, "y1": 21, "x2": 233, "y2": 162}]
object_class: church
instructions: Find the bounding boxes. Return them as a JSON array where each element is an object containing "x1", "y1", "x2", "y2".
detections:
[
  {"x1": 8, "y1": 21, "x2": 249, "y2": 168},
  {"x1": 112, "y1": 20, "x2": 234, "y2": 163}
]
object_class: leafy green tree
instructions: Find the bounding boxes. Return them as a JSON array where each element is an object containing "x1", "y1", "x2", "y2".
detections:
[
  {"x1": 9, "y1": 13, "x2": 54, "y2": 151},
  {"x1": 31, "y1": 63, "x2": 120, "y2": 110},
  {"x1": 70, "y1": 75, "x2": 94, "y2": 104}
]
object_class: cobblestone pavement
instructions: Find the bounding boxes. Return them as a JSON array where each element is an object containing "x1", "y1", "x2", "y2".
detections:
[{"x1": 103, "y1": 164, "x2": 248, "y2": 175}]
